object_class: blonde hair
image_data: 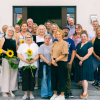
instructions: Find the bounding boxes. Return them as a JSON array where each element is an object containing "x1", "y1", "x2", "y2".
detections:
[
  {"x1": 5, "y1": 26, "x2": 16, "y2": 40},
  {"x1": 54, "y1": 29, "x2": 65, "y2": 39},
  {"x1": 50, "y1": 23, "x2": 59, "y2": 34},
  {"x1": 37, "y1": 25, "x2": 47, "y2": 35},
  {"x1": 24, "y1": 32, "x2": 33, "y2": 43},
  {"x1": 95, "y1": 25, "x2": 100, "y2": 37},
  {"x1": 2, "y1": 25, "x2": 8, "y2": 33}
]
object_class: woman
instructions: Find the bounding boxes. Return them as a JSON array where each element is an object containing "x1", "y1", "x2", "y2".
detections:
[
  {"x1": 0, "y1": 26, "x2": 18, "y2": 97},
  {"x1": 2, "y1": 25, "x2": 8, "y2": 37},
  {"x1": 31, "y1": 23, "x2": 38, "y2": 43},
  {"x1": 70, "y1": 24, "x2": 82, "y2": 87},
  {"x1": 39, "y1": 34, "x2": 52, "y2": 99},
  {"x1": 75, "y1": 30, "x2": 93, "y2": 98},
  {"x1": 50, "y1": 23, "x2": 59, "y2": 42},
  {"x1": 16, "y1": 22, "x2": 28, "y2": 88},
  {"x1": 92, "y1": 25, "x2": 100, "y2": 89},
  {"x1": 17, "y1": 32, "x2": 39, "y2": 99},
  {"x1": 34, "y1": 25, "x2": 48, "y2": 89},
  {"x1": 50, "y1": 29, "x2": 69, "y2": 100}
]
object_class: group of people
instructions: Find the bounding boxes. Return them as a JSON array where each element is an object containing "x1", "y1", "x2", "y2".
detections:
[{"x1": 0, "y1": 17, "x2": 100, "y2": 100}]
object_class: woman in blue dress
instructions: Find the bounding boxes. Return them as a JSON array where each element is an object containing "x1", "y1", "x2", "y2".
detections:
[{"x1": 75, "y1": 30, "x2": 94, "y2": 98}]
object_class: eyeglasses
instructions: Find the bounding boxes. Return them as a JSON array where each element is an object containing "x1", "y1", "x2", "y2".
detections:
[{"x1": 25, "y1": 37, "x2": 32, "y2": 39}]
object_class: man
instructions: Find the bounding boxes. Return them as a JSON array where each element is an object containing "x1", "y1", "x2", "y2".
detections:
[
  {"x1": 15, "y1": 24, "x2": 20, "y2": 33},
  {"x1": 88, "y1": 20, "x2": 99, "y2": 41},
  {"x1": 67, "y1": 17, "x2": 75, "y2": 38},
  {"x1": 27, "y1": 18, "x2": 33, "y2": 33},
  {"x1": 54, "y1": 26, "x2": 76, "y2": 98},
  {"x1": 45, "y1": 21, "x2": 52, "y2": 34}
]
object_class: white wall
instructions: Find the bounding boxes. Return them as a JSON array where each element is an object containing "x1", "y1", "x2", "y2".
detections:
[{"x1": 0, "y1": 0, "x2": 100, "y2": 33}]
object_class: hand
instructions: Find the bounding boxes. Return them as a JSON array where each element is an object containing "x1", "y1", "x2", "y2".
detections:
[
  {"x1": 79, "y1": 61, "x2": 82, "y2": 66},
  {"x1": 47, "y1": 61, "x2": 51, "y2": 66},
  {"x1": 24, "y1": 60, "x2": 30, "y2": 64},
  {"x1": 29, "y1": 59, "x2": 35, "y2": 64},
  {"x1": 96, "y1": 56, "x2": 100, "y2": 61},
  {"x1": 79, "y1": 57, "x2": 83, "y2": 61},
  {"x1": 52, "y1": 60, "x2": 58, "y2": 66},
  {"x1": 68, "y1": 61, "x2": 72, "y2": 65}
]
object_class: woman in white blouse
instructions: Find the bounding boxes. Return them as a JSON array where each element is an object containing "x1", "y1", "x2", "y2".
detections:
[{"x1": 17, "y1": 32, "x2": 39, "y2": 99}]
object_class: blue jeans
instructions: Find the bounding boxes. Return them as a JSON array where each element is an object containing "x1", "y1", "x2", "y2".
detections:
[{"x1": 41, "y1": 65, "x2": 52, "y2": 97}]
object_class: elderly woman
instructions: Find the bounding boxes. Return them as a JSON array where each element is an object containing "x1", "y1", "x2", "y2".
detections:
[
  {"x1": 31, "y1": 23, "x2": 38, "y2": 43},
  {"x1": 17, "y1": 32, "x2": 39, "y2": 99},
  {"x1": 0, "y1": 26, "x2": 18, "y2": 97},
  {"x1": 2, "y1": 25, "x2": 8, "y2": 37},
  {"x1": 75, "y1": 30, "x2": 93, "y2": 98},
  {"x1": 39, "y1": 34, "x2": 52, "y2": 99},
  {"x1": 50, "y1": 29, "x2": 69, "y2": 100}
]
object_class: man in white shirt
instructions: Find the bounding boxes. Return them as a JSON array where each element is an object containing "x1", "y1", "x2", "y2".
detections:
[{"x1": 88, "y1": 21, "x2": 99, "y2": 41}]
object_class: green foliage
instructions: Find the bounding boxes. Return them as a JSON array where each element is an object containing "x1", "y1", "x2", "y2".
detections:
[{"x1": 16, "y1": 18, "x2": 22, "y2": 25}]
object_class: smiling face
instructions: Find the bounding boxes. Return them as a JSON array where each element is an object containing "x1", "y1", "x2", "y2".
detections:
[
  {"x1": 25, "y1": 34, "x2": 32, "y2": 43},
  {"x1": 27, "y1": 19, "x2": 33, "y2": 27},
  {"x1": 38, "y1": 26, "x2": 45, "y2": 35},
  {"x1": 75, "y1": 25, "x2": 82, "y2": 34},
  {"x1": 15, "y1": 25, "x2": 20, "y2": 33},
  {"x1": 3, "y1": 26, "x2": 8, "y2": 34},
  {"x1": 68, "y1": 18, "x2": 74, "y2": 27},
  {"x1": 52, "y1": 25, "x2": 57, "y2": 32},
  {"x1": 32, "y1": 25, "x2": 37, "y2": 33},
  {"x1": 81, "y1": 34, "x2": 88, "y2": 43},
  {"x1": 21, "y1": 24, "x2": 27, "y2": 32},
  {"x1": 56, "y1": 32, "x2": 62, "y2": 41},
  {"x1": 92, "y1": 21, "x2": 98, "y2": 30},
  {"x1": 97, "y1": 28, "x2": 100, "y2": 37},
  {"x1": 44, "y1": 36, "x2": 50, "y2": 44},
  {"x1": 63, "y1": 28, "x2": 69, "y2": 37},
  {"x1": 8, "y1": 29, "x2": 14, "y2": 37},
  {"x1": 46, "y1": 22, "x2": 51, "y2": 29}
]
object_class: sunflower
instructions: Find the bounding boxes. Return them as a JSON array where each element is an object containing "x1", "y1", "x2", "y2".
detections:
[
  {"x1": 27, "y1": 49, "x2": 33, "y2": 56},
  {"x1": 20, "y1": 39, "x2": 24, "y2": 44},
  {"x1": 0, "y1": 49, "x2": 3, "y2": 54},
  {"x1": 6, "y1": 50, "x2": 14, "y2": 58}
]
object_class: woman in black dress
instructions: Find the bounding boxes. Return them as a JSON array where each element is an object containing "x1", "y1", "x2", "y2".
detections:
[{"x1": 75, "y1": 30, "x2": 93, "y2": 98}]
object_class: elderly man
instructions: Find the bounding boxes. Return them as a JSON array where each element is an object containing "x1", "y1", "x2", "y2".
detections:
[
  {"x1": 27, "y1": 18, "x2": 33, "y2": 33},
  {"x1": 67, "y1": 18, "x2": 75, "y2": 38},
  {"x1": 45, "y1": 21, "x2": 52, "y2": 34}
]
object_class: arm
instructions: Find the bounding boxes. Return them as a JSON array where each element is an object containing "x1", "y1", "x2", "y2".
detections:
[
  {"x1": 68, "y1": 50, "x2": 76, "y2": 64},
  {"x1": 70, "y1": 35, "x2": 73, "y2": 39},
  {"x1": 56, "y1": 54, "x2": 66, "y2": 62},
  {"x1": 0, "y1": 37, "x2": 7, "y2": 54},
  {"x1": 16, "y1": 33, "x2": 20, "y2": 49},
  {"x1": 40, "y1": 54, "x2": 49, "y2": 64},
  {"x1": 81, "y1": 47, "x2": 93, "y2": 61}
]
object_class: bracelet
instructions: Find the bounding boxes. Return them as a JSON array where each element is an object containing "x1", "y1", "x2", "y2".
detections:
[
  {"x1": 81, "y1": 61, "x2": 83, "y2": 62},
  {"x1": 55, "y1": 59, "x2": 57, "y2": 63}
]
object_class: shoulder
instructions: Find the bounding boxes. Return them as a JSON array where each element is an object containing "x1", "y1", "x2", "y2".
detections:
[
  {"x1": 70, "y1": 34, "x2": 73, "y2": 39},
  {"x1": 92, "y1": 37, "x2": 96, "y2": 44},
  {"x1": 39, "y1": 44, "x2": 45, "y2": 48},
  {"x1": 32, "y1": 42, "x2": 39, "y2": 48}
]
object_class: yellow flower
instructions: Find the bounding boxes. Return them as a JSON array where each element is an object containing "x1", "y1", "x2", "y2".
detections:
[
  {"x1": 6, "y1": 50, "x2": 14, "y2": 58},
  {"x1": 27, "y1": 49, "x2": 33, "y2": 56},
  {"x1": 20, "y1": 40, "x2": 24, "y2": 44},
  {"x1": 0, "y1": 49, "x2": 3, "y2": 54}
]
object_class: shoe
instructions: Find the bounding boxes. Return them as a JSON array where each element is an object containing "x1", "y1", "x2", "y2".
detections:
[
  {"x1": 34, "y1": 84, "x2": 38, "y2": 89},
  {"x1": 66, "y1": 93, "x2": 73, "y2": 98},
  {"x1": 80, "y1": 93, "x2": 88, "y2": 98},
  {"x1": 2, "y1": 93, "x2": 8, "y2": 97},
  {"x1": 50, "y1": 94, "x2": 58, "y2": 100},
  {"x1": 22, "y1": 94, "x2": 28, "y2": 99},
  {"x1": 92, "y1": 82, "x2": 98, "y2": 86},
  {"x1": 30, "y1": 94, "x2": 34, "y2": 99},
  {"x1": 9, "y1": 91, "x2": 15, "y2": 97},
  {"x1": 48, "y1": 96, "x2": 52, "y2": 99},
  {"x1": 55, "y1": 95, "x2": 65, "y2": 100}
]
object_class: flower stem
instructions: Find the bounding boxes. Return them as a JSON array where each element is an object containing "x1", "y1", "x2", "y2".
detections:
[
  {"x1": 30, "y1": 64, "x2": 34, "y2": 77},
  {"x1": 9, "y1": 64, "x2": 10, "y2": 75}
]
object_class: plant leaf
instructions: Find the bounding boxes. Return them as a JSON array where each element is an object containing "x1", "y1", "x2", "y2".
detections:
[{"x1": 32, "y1": 65, "x2": 36, "y2": 69}]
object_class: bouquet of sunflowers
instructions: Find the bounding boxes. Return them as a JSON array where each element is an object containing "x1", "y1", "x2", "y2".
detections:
[
  {"x1": 24, "y1": 49, "x2": 36, "y2": 77},
  {"x1": 5, "y1": 49, "x2": 18, "y2": 75}
]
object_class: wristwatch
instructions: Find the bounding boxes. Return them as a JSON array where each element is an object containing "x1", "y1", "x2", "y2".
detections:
[{"x1": 55, "y1": 59, "x2": 57, "y2": 63}]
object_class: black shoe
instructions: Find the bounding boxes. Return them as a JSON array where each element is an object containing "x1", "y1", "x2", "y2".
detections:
[
  {"x1": 48, "y1": 96, "x2": 52, "y2": 99},
  {"x1": 65, "y1": 93, "x2": 73, "y2": 98},
  {"x1": 41, "y1": 97, "x2": 48, "y2": 99}
]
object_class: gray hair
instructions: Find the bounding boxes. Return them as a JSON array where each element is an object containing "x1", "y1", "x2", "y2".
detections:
[
  {"x1": 44, "y1": 34, "x2": 51, "y2": 39},
  {"x1": 5, "y1": 26, "x2": 16, "y2": 40},
  {"x1": 31, "y1": 23, "x2": 38, "y2": 28},
  {"x1": 24, "y1": 32, "x2": 33, "y2": 43}
]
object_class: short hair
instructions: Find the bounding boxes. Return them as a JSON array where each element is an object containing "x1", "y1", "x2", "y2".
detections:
[
  {"x1": 37, "y1": 25, "x2": 47, "y2": 35},
  {"x1": 31, "y1": 23, "x2": 38, "y2": 28},
  {"x1": 81, "y1": 30, "x2": 88, "y2": 37},
  {"x1": 45, "y1": 21, "x2": 52, "y2": 26},
  {"x1": 15, "y1": 24, "x2": 20, "y2": 27},
  {"x1": 68, "y1": 17, "x2": 74, "y2": 21},
  {"x1": 54, "y1": 29, "x2": 65, "y2": 39},
  {"x1": 24, "y1": 32, "x2": 33, "y2": 43},
  {"x1": 44, "y1": 34, "x2": 51, "y2": 39},
  {"x1": 27, "y1": 18, "x2": 33, "y2": 23},
  {"x1": 92, "y1": 20, "x2": 98, "y2": 24},
  {"x1": 20, "y1": 21, "x2": 27, "y2": 28},
  {"x1": 5, "y1": 26, "x2": 16, "y2": 40},
  {"x1": 95, "y1": 25, "x2": 100, "y2": 37},
  {"x1": 2, "y1": 25, "x2": 8, "y2": 31}
]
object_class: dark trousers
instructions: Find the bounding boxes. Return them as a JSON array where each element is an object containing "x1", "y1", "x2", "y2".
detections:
[
  {"x1": 66, "y1": 62, "x2": 72, "y2": 94},
  {"x1": 51, "y1": 61, "x2": 66, "y2": 92},
  {"x1": 21, "y1": 67, "x2": 36, "y2": 91}
]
